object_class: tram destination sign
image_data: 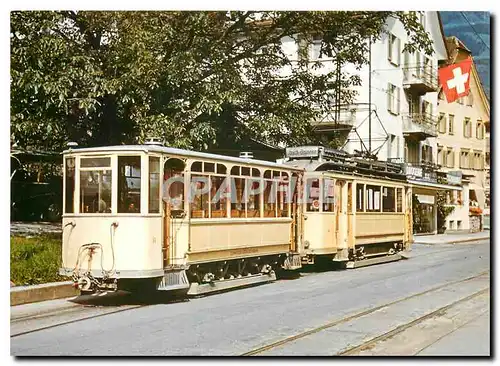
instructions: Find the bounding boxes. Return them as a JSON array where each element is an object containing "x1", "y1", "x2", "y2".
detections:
[
  {"x1": 285, "y1": 146, "x2": 349, "y2": 160},
  {"x1": 286, "y1": 146, "x2": 320, "y2": 159}
]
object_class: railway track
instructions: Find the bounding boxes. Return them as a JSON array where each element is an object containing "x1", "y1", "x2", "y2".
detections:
[
  {"x1": 11, "y1": 304, "x2": 146, "y2": 338},
  {"x1": 241, "y1": 270, "x2": 490, "y2": 356}
]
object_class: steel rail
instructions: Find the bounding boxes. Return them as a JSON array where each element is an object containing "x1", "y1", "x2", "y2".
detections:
[{"x1": 241, "y1": 270, "x2": 489, "y2": 356}]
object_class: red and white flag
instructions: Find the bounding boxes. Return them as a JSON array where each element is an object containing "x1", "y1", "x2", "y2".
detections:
[{"x1": 438, "y1": 57, "x2": 473, "y2": 104}]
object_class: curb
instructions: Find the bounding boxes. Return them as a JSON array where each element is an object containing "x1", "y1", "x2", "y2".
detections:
[
  {"x1": 413, "y1": 235, "x2": 490, "y2": 246},
  {"x1": 10, "y1": 281, "x2": 78, "y2": 306}
]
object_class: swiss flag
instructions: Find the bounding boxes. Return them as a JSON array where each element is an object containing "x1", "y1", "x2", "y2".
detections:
[{"x1": 438, "y1": 57, "x2": 473, "y2": 104}]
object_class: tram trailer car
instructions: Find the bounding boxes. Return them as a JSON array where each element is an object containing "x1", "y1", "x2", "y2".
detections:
[
  {"x1": 284, "y1": 146, "x2": 413, "y2": 268},
  {"x1": 60, "y1": 143, "x2": 304, "y2": 295}
]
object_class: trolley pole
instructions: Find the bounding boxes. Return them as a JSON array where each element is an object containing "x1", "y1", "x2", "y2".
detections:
[{"x1": 368, "y1": 36, "x2": 372, "y2": 155}]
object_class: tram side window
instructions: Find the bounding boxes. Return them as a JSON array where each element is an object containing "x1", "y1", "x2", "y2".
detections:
[
  {"x1": 264, "y1": 179, "x2": 277, "y2": 217},
  {"x1": 164, "y1": 158, "x2": 185, "y2": 213},
  {"x1": 247, "y1": 178, "x2": 261, "y2": 218},
  {"x1": 306, "y1": 178, "x2": 320, "y2": 212},
  {"x1": 118, "y1": 156, "x2": 141, "y2": 213},
  {"x1": 149, "y1": 157, "x2": 160, "y2": 213},
  {"x1": 323, "y1": 178, "x2": 335, "y2": 212},
  {"x1": 366, "y1": 185, "x2": 381, "y2": 212},
  {"x1": 80, "y1": 157, "x2": 112, "y2": 214},
  {"x1": 396, "y1": 188, "x2": 403, "y2": 212},
  {"x1": 231, "y1": 177, "x2": 246, "y2": 218},
  {"x1": 356, "y1": 184, "x2": 364, "y2": 212},
  {"x1": 211, "y1": 175, "x2": 227, "y2": 218},
  {"x1": 382, "y1": 187, "x2": 396, "y2": 212},
  {"x1": 278, "y1": 174, "x2": 289, "y2": 217},
  {"x1": 191, "y1": 175, "x2": 210, "y2": 218},
  {"x1": 65, "y1": 157, "x2": 75, "y2": 213}
]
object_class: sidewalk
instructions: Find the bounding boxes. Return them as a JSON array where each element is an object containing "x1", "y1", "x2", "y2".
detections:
[{"x1": 413, "y1": 231, "x2": 490, "y2": 245}]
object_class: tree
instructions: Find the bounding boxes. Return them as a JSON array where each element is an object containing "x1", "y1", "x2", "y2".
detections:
[{"x1": 10, "y1": 11, "x2": 433, "y2": 152}]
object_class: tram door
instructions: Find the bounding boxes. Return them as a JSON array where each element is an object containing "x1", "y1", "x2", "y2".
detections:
[
  {"x1": 290, "y1": 173, "x2": 302, "y2": 252},
  {"x1": 163, "y1": 201, "x2": 171, "y2": 267},
  {"x1": 346, "y1": 182, "x2": 354, "y2": 249},
  {"x1": 404, "y1": 187, "x2": 413, "y2": 249},
  {"x1": 163, "y1": 157, "x2": 186, "y2": 268},
  {"x1": 335, "y1": 180, "x2": 348, "y2": 249}
]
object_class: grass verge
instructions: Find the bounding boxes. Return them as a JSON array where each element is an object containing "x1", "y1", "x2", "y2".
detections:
[{"x1": 10, "y1": 234, "x2": 64, "y2": 286}]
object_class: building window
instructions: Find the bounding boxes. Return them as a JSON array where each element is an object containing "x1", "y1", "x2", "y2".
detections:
[
  {"x1": 388, "y1": 33, "x2": 401, "y2": 66},
  {"x1": 447, "y1": 149, "x2": 455, "y2": 168},
  {"x1": 310, "y1": 35, "x2": 322, "y2": 60},
  {"x1": 476, "y1": 120, "x2": 484, "y2": 139},
  {"x1": 463, "y1": 117, "x2": 472, "y2": 138},
  {"x1": 387, "y1": 83, "x2": 400, "y2": 115},
  {"x1": 449, "y1": 220, "x2": 455, "y2": 230},
  {"x1": 460, "y1": 150, "x2": 470, "y2": 169},
  {"x1": 438, "y1": 113, "x2": 446, "y2": 134},
  {"x1": 437, "y1": 145, "x2": 443, "y2": 166},
  {"x1": 457, "y1": 220, "x2": 462, "y2": 230},
  {"x1": 448, "y1": 114, "x2": 455, "y2": 135},
  {"x1": 467, "y1": 92, "x2": 474, "y2": 106},
  {"x1": 419, "y1": 11, "x2": 426, "y2": 28}
]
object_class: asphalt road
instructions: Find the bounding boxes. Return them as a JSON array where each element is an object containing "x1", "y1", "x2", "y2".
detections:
[{"x1": 11, "y1": 239, "x2": 490, "y2": 356}]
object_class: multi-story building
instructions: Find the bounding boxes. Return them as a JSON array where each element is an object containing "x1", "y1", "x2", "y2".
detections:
[
  {"x1": 278, "y1": 12, "x2": 468, "y2": 234},
  {"x1": 436, "y1": 36, "x2": 490, "y2": 232}
]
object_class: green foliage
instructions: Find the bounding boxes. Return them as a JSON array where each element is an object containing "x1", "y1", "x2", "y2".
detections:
[
  {"x1": 10, "y1": 235, "x2": 64, "y2": 285},
  {"x1": 11, "y1": 11, "x2": 434, "y2": 152},
  {"x1": 436, "y1": 191, "x2": 454, "y2": 230}
]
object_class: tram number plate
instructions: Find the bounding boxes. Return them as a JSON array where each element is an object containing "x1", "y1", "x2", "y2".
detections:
[{"x1": 230, "y1": 247, "x2": 260, "y2": 256}]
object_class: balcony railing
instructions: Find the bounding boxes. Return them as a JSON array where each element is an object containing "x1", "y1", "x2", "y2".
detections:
[
  {"x1": 402, "y1": 113, "x2": 438, "y2": 140},
  {"x1": 403, "y1": 63, "x2": 438, "y2": 93},
  {"x1": 312, "y1": 105, "x2": 357, "y2": 130},
  {"x1": 486, "y1": 136, "x2": 490, "y2": 151},
  {"x1": 404, "y1": 161, "x2": 439, "y2": 183}
]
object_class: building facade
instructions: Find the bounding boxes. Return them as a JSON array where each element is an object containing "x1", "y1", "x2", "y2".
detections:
[
  {"x1": 436, "y1": 36, "x2": 490, "y2": 232},
  {"x1": 278, "y1": 12, "x2": 472, "y2": 234}
]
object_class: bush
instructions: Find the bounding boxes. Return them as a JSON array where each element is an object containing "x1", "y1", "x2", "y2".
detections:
[{"x1": 10, "y1": 235, "x2": 65, "y2": 286}]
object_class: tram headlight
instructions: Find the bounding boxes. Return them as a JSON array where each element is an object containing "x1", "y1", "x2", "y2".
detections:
[{"x1": 304, "y1": 240, "x2": 310, "y2": 249}]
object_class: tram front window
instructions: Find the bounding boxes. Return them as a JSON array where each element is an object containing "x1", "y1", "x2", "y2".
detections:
[
  {"x1": 118, "y1": 156, "x2": 141, "y2": 213},
  {"x1": 80, "y1": 170, "x2": 112, "y2": 213}
]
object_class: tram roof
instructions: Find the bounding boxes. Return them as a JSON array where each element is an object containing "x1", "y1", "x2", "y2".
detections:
[{"x1": 63, "y1": 145, "x2": 303, "y2": 171}]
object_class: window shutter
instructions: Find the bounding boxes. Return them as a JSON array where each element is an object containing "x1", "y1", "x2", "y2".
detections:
[
  {"x1": 397, "y1": 87, "x2": 400, "y2": 114},
  {"x1": 397, "y1": 38, "x2": 401, "y2": 66},
  {"x1": 387, "y1": 83, "x2": 392, "y2": 112}
]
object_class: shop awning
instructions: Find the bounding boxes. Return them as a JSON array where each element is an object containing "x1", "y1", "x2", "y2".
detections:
[{"x1": 408, "y1": 180, "x2": 463, "y2": 191}]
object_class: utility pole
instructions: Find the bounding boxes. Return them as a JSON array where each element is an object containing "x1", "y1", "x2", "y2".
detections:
[{"x1": 368, "y1": 36, "x2": 372, "y2": 155}]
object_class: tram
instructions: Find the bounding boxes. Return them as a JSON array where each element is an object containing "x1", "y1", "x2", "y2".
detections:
[
  {"x1": 60, "y1": 142, "x2": 303, "y2": 294},
  {"x1": 60, "y1": 143, "x2": 412, "y2": 295},
  {"x1": 284, "y1": 146, "x2": 413, "y2": 268}
]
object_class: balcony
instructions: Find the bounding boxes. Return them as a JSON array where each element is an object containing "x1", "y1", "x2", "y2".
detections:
[
  {"x1": 402, "y1": 113, "x2": 438, "y2": 141},
  {"x1": 403, "y1": 63, "x2": 438, "y2": 94},
  {"x1": 404, "y1": 162, "x2": 439, "y2": 183}
]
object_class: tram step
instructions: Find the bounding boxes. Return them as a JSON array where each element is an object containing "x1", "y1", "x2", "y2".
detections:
[
  {"x1": 346, "y1": 253, "x2": 402, "y2": 269},
  {"x1": 187, "y1": 272, "x2": 277, "y2": 296}
]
